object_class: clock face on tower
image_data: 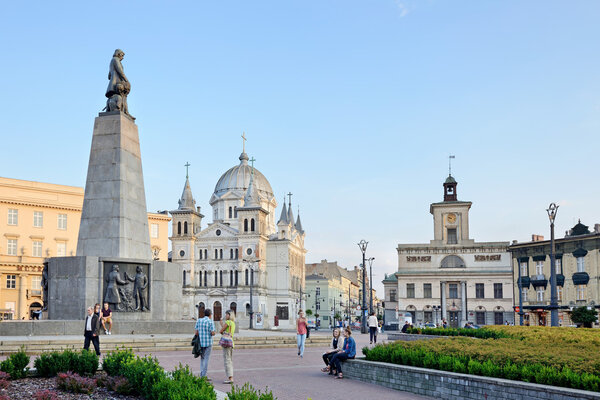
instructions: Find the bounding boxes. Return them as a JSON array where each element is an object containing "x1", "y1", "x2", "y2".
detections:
[{"x1": 447, "y1": 213, "x2": 456, "y2": 224}]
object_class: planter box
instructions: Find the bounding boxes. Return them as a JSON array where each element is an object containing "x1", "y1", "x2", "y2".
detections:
[{"x1": 343, "y1": 358, "x2": 600, "y2": 400}]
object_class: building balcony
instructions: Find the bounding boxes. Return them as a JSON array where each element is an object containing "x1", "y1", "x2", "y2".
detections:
[
  {"x1": 573, "y1": 272, "x2": 590, "y2": 285},
  {"x1": 556, "y1": 274, "x2": 565, "y2": 287},
  {"x1": 517, "y1": 276, "x2": 531, "y2": 288},
  {"x1": 530, "y1": 275, "x2": 548, "y2": 288}
]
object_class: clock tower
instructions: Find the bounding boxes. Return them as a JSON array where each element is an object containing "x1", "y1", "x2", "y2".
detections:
[{"x1": 430, "y1": 174, "x2": 473, "y2": 246}]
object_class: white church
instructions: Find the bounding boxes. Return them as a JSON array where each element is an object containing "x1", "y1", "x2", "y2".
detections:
[{"x1": 170, "y1": 147, "x2": 307, "y2": 329}]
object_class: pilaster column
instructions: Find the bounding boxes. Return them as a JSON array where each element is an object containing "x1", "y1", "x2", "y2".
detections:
[
  {"x1": 18, "y1": 274, "x2": 29, "y2": 320},
  {"x1": 441, "y1": 281, "x2": 447, "y2": 320},
  {"x1": 461, "y1": 281, "x2": 467, "y2": 324}
]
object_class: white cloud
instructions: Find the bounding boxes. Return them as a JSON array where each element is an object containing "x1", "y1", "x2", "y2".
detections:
[{"x1": 394, "y1": 0, "x2": 410, "y2": 18}]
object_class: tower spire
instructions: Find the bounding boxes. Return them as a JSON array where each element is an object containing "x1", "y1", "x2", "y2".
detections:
[
  {"x1": 243, "y1": 156, "x2": 260, "y2": 207},
  {"x1": 448, "y1": 155, "x2": 455, "y2": 176},
  {"x1": 185, "y1": 162, "x2": 190, "y2": 179},
  {"x1": 277, "y1": 196, "x2": 288, "y2": 224},
  {"x1": 287, "y1": 192, "x2": 294, "y2": 224}
]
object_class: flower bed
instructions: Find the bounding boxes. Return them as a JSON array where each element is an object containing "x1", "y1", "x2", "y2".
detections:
[{"x1": 364, "y1": 326, "x2": 600, "y2": 391}]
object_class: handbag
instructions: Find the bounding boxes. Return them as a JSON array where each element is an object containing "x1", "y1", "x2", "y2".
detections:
[{"x1": 219, "y1": 322, "x2": 234, "y2": 348}]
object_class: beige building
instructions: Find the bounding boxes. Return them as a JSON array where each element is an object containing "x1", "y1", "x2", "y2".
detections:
[
  {"x1": 389, "y1": 175, "x2": 513, "y2": 328},
  {"x1": 509, "y1": 221, "x2": 600, "y2": 326},
  {"x1": 0, "y1": 177, "x2": 170, "y2": 320}
]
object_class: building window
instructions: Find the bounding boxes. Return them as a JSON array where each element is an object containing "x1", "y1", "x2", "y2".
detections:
[
  {"x1": 184, "y1": 221, "x2": 188, "y2": 235},
  {"x1": 199, "y1": 250, "x2": 203, "y2": 260},
  {"x1": 183, "y1": 270, "x2": 187, "y2": 286},
  {"x1": 521, "y1": 287, "x2": 528, "y2": 301},
  {"x1": 475, "y1": 283, "x2": 485, "y2": 299},
  {"x1": 58, "y1": 214, "x2": 68, "y2": 230},
  {"x1": 150, "y1": 223, "x2": 159, "y2": 238},
  {"x1": 214, "y1": 249, "x2": 218, "y2": 259},
  {"x1": 198, "y1": 271, "x2": 202, "y2": 287},
  {"x1": 234, "y1": 207, "x2": 238, "y2": 218},
  {"x1": 251, "y1": 219, "x2": 255, "y2": 232},
  {"x1": 32, "y1": 241, "x2": 43, "y2": 257},
  {"x1": 57, "y1": 242, "x2": 66, "y2": 256},
  {"x1": 7, "y1": 209, "x2": 18, "y2": 226},
  {"x1": 220, "y1": 271, "x2": 223, "y2": 286},
  {"x1": 276, "y1": 303, "x2": 289, "y2": 320},
  {"x1": 219, "y1": 249, "x2": 223, "y2": 259},
  {"x1": 230, "y1": 249, "x2": 233, "y2": 259},
  {"x1": 229, "y1": 207, "x2": 233, "y2": 219},
  {"x1": 448, "y1": 283, "x2": 458, "y2": 299},
  {"x1": 7, "y1": 239, "x2": 17, "y2": 256},
  {"x1": 535, "y1": 261, "x2": 543, "y2": 276},
  {"x1": 204, "y1": 249, "x2": 208, "y2": 259},
  {"x1": 576, "y1": 257, "x2": 585, "y2": 273},
  {"x1": 245, "y1": 269, "x2": 248, "y2": 285},
  {"x1": 244, "y1": 219, "x2": 248, "y2": 232},
  {"x1": 406, "y1": 283, "x2": 415, "y2": 298},
  {"x1": 520, "y1": 262, "x2": 527, "y2": 276},
  {"x1": 557, "y1": 286, "x2": 563, "y2": 302},
  {"x1": 493, "y1": 283, "x2": 503, "y2": 299},
  {"x1": 494, "y1": 312, "x2": 504, "y2": 325},
  {"x1": 447, "y1": 228, "x2": 457, "y2": 244},
  {"x1": 423, "y1": 283, "x2": 432, "y2": 298},
  {"x1": 389, "y1": 289, "x2": 397, "y2": 302},
  {"x1": 33, "y1": 211, "x2": 43, "y2": 228},
  {"x1": 555, "y1": 258, "x2": 562, "y2": 274},
  {"x1": 536, "y1": 288, "x2": 544, "y2": 302},
  {"x1": 316, "y1": 301, "x2": 321, "y2": 311},
  {"x1": 32, "y1": 276, "x2": 42, "y2": 291},
  {"x1": 6, "y1": 275, "x2": 16, "y2": 289},
  {"x1": 177, "y1": 221, "x2": 181, "y2": 235},
  {"x1": 576, "y1": 285, "x2": 586, "y2": 301},
  {"x1": 235, "y1": 248, "x2": 239, "y2": 259},
  {"x1": 424, "y1": 311, "x2": 432, "y2": 323},
  {"x1": 476, "y1": 311, "x2": 485, "y2": 325},
  {"x1": 316, "y1": 287, "x2": 320, "y2": 296},
  {"x1": 214, "y1": 271, "x2": 218, "y2": 286},
  {"x1": 230, "y1": 270, "x2": 233, "y2": 286},
  {"x1": 235, "y1": 270, "x2": 239, "y2": 286},
  {"x1": 204, "y1": 271, "x2": 207, "y2": 287}
]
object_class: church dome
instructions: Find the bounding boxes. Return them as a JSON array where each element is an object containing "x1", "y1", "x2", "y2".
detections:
[{"x1": 211, "y1": 152, "x2": 274, "y2": 204}]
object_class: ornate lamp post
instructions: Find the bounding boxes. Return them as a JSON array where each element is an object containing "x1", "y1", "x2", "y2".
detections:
[
  {"x1": 547, "y1": 203, "x2": 559, "y2": 327},
  {"x1": 243, "y1": 257, "x2": 259, "y2": 329},
  {"x1": 367, "y1": 257, "x2": 375, "y2": 314},
  {"x1": 358, "y1": 240, "x2": 368, "y2": 334}
]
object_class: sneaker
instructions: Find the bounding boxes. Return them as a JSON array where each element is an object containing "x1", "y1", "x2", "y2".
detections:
[
  {"x1": 108, "y1": 331, "x2": 111, "y2": 335},
  {"x1": 105, "y1": 330, "x2": 108, "y2": 334}
]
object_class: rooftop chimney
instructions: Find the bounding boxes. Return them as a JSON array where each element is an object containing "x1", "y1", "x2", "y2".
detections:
[{"x1": 531, "y1": 234, "x2": 544, "y2": 242}]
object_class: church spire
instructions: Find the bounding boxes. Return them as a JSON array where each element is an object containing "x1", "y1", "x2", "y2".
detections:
[
  {"x1": 277, "y1": 197, "x2": 289, "y2": 224},
  {"x1": 178, "y1": 163, "x2": 196, "y2": 210},
  {"x1": 295, "y1": 206, "x2": 304, "y2": 234},
  {"x1": 243, "y1": 157, "x2": 260, "y2": 207},
  {"x1": 287, "y1": 192, "x2": 294, "y2": 224}
]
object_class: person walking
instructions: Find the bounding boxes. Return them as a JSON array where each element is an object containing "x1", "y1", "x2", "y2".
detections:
[
  {"x1": 367, "y1": 311, "x2": 378, "y2": 344},
  {"x1": 296, "y1": 310, "x2": 308, "y2": 358},
  {"x1": 83, "y1": 306, "x2": 100, "y2": 356},
  {"x1": 329, "y1": 326, "x2": 356, "y2": 379},
  {"x1": 219, "y1": 310, "x2": 236, "y2": 384},
  {"x1": 195, "y1": 308, "x2": 216, "y2": 379}
]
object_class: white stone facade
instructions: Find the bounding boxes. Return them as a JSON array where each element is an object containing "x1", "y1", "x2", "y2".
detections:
[
  {"x1": 170, "y1": 151, "x2": 306, "y2": 329},
  {"x1": 389, "y1": 175, "x2": 514, "y2": 328}
]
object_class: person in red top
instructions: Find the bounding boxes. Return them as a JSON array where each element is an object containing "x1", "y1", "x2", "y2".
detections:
[{"x1": 296, "y1": 310, "x2": 308, "y2": 358}]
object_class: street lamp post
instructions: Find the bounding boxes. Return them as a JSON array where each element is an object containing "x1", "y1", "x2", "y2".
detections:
[
  {"x1": 547, "y1": 203, "x2": 559, "y2": 327},
  {"x1": 243, "y1": 258, "x2": 259, "y2": 329},
  {"x1": 367, "y1": 257, "x2": 375, "y2": 314},
  {"x1": 358, "y1": 240, "x2": 368, "y2": 334}
]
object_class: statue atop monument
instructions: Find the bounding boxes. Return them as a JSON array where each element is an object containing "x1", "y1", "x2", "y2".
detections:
[{"x1": 104, "y1": 49, "x2": 134, "y2": 119}]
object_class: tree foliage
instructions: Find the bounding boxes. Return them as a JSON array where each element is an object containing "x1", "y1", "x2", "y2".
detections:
[{"x1": 571, "y1": 307, "x2": 598, "y2": 328}]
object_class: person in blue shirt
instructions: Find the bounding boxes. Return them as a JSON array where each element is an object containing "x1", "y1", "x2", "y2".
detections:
[
  {"x1": 195, "y1": 308, "x2": 216, "y2": 379},
  {"x1": 329, "y1": 326, "x2": 356, "y2": 379}
]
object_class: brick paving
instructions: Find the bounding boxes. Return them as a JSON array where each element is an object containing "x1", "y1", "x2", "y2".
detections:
[{"x1": 148, "y1": 330, "x2": 432, "y2": 400}]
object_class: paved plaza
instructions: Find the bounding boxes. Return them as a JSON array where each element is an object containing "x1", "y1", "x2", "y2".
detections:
[{"x1": 150, "y1": 330, "x2": 431, "y2": 400}]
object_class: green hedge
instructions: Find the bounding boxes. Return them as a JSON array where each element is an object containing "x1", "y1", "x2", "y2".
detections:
[
  {"x1": 363, "y1": 343, "x2": 600, "y2": 392},
  {"x1": 0, "y1": 347, "x2": 30, "y2": 379},
  {"x1": 406, "y1": 327, "x2": 512, "y2": 339},
  {"x1": 226, "y1": 383, "x2": 276, "y2": 400},
  {"x1": 34, "y1": 349, "x2": 98, "y2": 377}
]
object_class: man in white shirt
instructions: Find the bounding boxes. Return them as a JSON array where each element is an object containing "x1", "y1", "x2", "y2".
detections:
[
  {"x1": 83, "y1": 306, "x2": 100, "y2": 355},
  {"x1": 367, "y1": 312, "x2": 379, "y2": 344}
]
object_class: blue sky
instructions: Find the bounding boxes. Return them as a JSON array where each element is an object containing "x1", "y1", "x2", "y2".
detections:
[{"x1": 1, "y1": 1, "x2": 599, "y2": 294}]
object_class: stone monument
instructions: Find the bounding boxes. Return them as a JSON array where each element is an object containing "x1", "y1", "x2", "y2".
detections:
[{"x1": 44, "y1": 50, "x2": 183, "y2": 324}]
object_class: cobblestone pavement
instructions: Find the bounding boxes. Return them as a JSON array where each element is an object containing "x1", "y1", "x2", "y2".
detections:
[{"x1": 149, "y1": 330, "x2": 432, "y2": 400}]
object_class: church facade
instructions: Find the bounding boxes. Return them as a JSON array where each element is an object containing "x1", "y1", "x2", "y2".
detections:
[{"x1": 170, "y1": 150, "x2": 306, "y2": 329}]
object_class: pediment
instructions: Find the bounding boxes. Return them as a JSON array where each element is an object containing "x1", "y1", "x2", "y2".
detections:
[
  {"x1": 198, "y1": 222, "x2": 238, "y2": 239},
  {"x1": 207, "y1": 288, "x2": 227, "y2": 296}
]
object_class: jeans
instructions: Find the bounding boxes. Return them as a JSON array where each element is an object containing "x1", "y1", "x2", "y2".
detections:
[
  {"x1": 83, "y1": 333, "x2": 100, "y2": 356},
  {"x1": 330, "y1": 352, "x2": 351, "y2": 374},
  {"x1": 200, "y1": 346, "x2": 212, "y2": 377},
  {"x1": 297, "y1": 333, "x2": 306, "y2": 356},
  {"x1": 223, "y1": 347, "x2": 233, "y2": 378},
  {"x1": 369, "y1": 326, "x2": 378, "y2": 343},
  {"x1": 322, "y1": 351, "x2": 338, "y2": 366}
]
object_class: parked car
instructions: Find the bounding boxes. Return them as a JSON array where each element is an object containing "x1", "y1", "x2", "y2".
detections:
[
  {"x1": 351, "y1": 322, "x2": 361, "y2": 330},
  {"x1": 423, "y1": 323, "x2": 436, "y2": 328}
]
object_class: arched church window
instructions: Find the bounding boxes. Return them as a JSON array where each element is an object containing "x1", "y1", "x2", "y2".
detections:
[
  {"x1": 235, "y1": 270, "x2": 239, "y2": 286},
  {"x1": 219, "y1": 270, "x2": 223, "y2": 286},
  {"x1": 229, "y1": 207, "x2": 233, "y2": 218},
  {"x1": 203, "y1": 271, "x2": 207, "y2": 287},
  {"x1": 235, "y1": 249, "x2": 239, "y2": 259},
  {"x1": 234, "y1": 207, "x2": 238, "y2": 218},
  {"x1": 184, "y1": 221, "x2": 188, "y2": 235},
  {"x1": 244, "y1": 219, "x2": 248, "y2": 232},
  {"x1": 245, "y1": 303, "x2": 251, "y2": 316},
  {"x1": 230, "y1": 302, "x2": 237, "y2": 314},
  {"x1": 204, "y1": 249, "x2": 208, "y2": 259},
  {"x1": 230, "y1": 249, "x2": 233, "y2": 259},
  {"x1": 214, "y1": 271, "x2": 218, "y2": 286},
  {"x1": 440, "y1": 255, "x2": 466, "y2": 268},
  {"x1": 251, "y1": 218, "x2": 255, "y2": 232},
  {"x1": 230, "y1": 270, "x2": 233, "y2": 286},
  {"x1": 215, "y1": 249, "x2": 218, "y2": 259},
  {"x1": 177, "y1": 221, "x2": 181, "y2": 235},
  {"x1": 220, "y1": 249, "x2": 223, "y2": 259},
  {"x1": 198, "y1": 271, "x2": 202, "y2": 286},
  {"x1": 245, "y1": 269, "x2": 248, "y2": 285}
]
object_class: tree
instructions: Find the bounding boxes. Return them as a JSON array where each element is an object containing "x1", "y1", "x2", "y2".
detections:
[
  {"x1": 334, "y1": 312, "x2": 342, "y2": 321},
  {"x1": 571, "y1": 306, "x2": 598, "y2": 328},
  {"x1": 305, "y1": 309, "x2": 313, "y2": 317}
]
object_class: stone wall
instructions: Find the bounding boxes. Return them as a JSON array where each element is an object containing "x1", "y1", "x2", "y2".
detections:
[
  {"x1": 343, "y1": 359, "x2": 600, "y2": 400},
  {"x1": 0, "y1": 319, "x2": 195, "y2": 336}
]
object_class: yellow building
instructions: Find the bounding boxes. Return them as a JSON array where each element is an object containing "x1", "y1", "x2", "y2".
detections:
[{"x1": 0, "y1": 177, "x2": 170, "y2": 320}]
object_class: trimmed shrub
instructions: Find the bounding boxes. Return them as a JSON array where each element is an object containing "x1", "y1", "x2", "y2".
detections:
[
  {"x1": 406, "y1": 327, "x2": 512, "y2": 339},
  {"x1": 34, "y1": 390, "x2": 60, "y2": 400},
  {"x1": 226, "y1": 382, "x2": 276, "y2": 400},
  {"x1": 151, "y1": 364, "x2": 216, "y2": 400},
  {"x1": 56, "y1": 371, "x2": 96, "y2": 394},
  {"x1": 102, "y1": 347, "x2": 135, "y2": 377},
  {"x1": 120, "y1": 355, "x2": 165, "y2": 397},
  {"x1": 0, "y1": 346, "x2": 30, "y2": 379},
  {"x1": 34, "y1": 349, "x2": 98, "y2": 377}
]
